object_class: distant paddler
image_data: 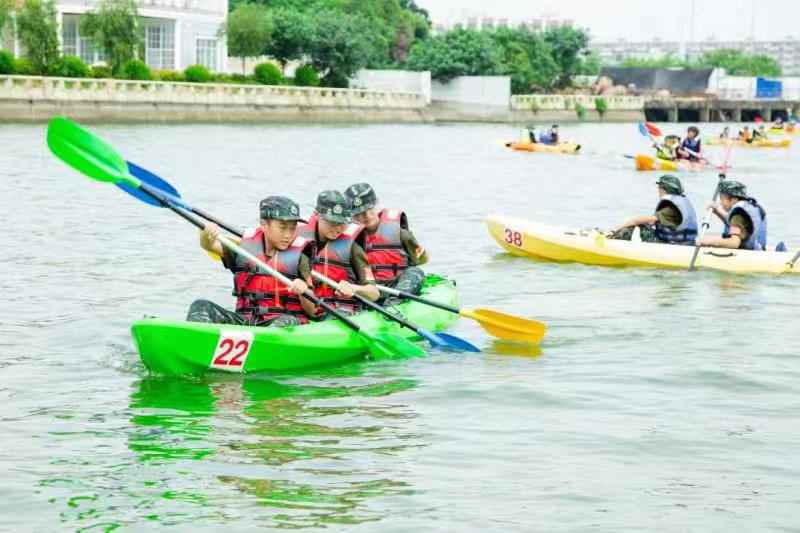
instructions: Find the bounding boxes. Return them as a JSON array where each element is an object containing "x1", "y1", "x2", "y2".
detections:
[
  {"x1": 676, "y1": 126, "x2": 703, "y2": 161},
  {"x1": 655, "y1": 134, "x2": 680, "y2": 161},
  {"x1": 608, "y1": 175, "x2": 698, "y2": 245}
]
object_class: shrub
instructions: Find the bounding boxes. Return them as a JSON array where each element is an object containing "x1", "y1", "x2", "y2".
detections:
[
  {"x1": 13, "y1": 57, "x2": 34, "y2": 75},
  {"x1": 228, "y1": 73, "x2": 255, "y2": 84},
  {"x1": 155, "y1": 69, "x2": 185, "y2": 82},
  {"x1": 55, "y1": 55, "x2": 91, "y2": 78},
  {"x1": 91, "y1": 65, "x2": 113, "y2": 78},
  {"x1": 0, "y1": 50, "x2": 13, "y2": 75},
  {"x1": 183, "y1": 64, "x2": 211, "y2": 83},
  {"x1": 119, "y1": 58, "x2": 150, "y2": 80},
  {"x1": 575, "y1": 102, "x2": 586, "y2": 121},
  {"x1": 293, "y1": 64, "x2": 319, "y2": 87},
  {"x1": 253, "y1": 62, "x2": 283, "y2": 85},
  {"x1": 595, "y1": 97, "x2": 608, "y2": 118}
]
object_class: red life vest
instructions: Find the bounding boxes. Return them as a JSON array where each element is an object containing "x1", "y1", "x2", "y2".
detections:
[
  {"x1": 364, "y1": 209, "x2": 410, "y2": 282},
  {"x1": 299, "y1": 214, "x2": 365, "y2": 313},
  {"x1": 230, "y1": 228, "x2": 312, "y2": 324}
]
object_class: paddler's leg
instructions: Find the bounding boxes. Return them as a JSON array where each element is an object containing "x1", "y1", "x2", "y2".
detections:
[
  {"x1": 383, "y1": 267, "x2": 425, "y2": 306},
  {"x1": 608, "y1": 225, "x2": 659, "y2": 242},
  {"x1": 186, "y1": 299, "x2": 248, "y2": 325},
  {"x1": 257, "y1": 314, "x2": 303, "y2": 328}
]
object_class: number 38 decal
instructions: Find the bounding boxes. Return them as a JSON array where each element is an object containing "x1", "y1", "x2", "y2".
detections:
[
  {"x1": 210, "y1": 330, "x2": 254, "y2": 372},
  {"x1": 504, "y1": 228, "x2": 523, "y2": 247}
]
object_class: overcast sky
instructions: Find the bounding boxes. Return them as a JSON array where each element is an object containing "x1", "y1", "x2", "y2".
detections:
[{"x1": 416, "y1": 0, "x2": 799, "y2": 43}]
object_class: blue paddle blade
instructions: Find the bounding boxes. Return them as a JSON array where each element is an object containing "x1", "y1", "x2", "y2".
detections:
[
  {"x1": 435, "y1": 332, "x2": 481, "y2": 352},
  {"x1": 118, "y1": 161, "x2": 187, "y2": 208},
  {"x1": 416, "y1": 328, "x2": 481, "y2": 353},
  {"x1": 638, "y1": 123, "x2": 648, "y2": 137}
]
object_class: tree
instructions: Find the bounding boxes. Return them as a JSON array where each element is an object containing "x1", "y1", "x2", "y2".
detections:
[
  {"x1": 576, "y1": 50, "x2": 602, "y2": 76},
  {"x1": 695, "y1": 48, "x2": 781, "y2": 77},
  {"x1": 267, "y1": 8, "x2": 311, "y2": 72},
  {"x1": 16, "y1": 0, "x2": 60, "y2": 74},
  {"x1": 223, "y1": 3, "x2": 272, "y2": 75},
  {"x1": 406, "y1": 28, "x2": 502, "y2": 82},
  {"x1": 491, "y1": 27, "x2": 559, "y2": 93},
  {"x1": 543, "y1": 26, "x2": 591, "y2": 88},
  {"x1": 80, "y1": 0, "x2": 140, "y2": 73},
  {"x1": 0, "y1": 0, "x2": 14, "y2": 39},
  {"x1": 307, "y1": 10, "x2": 377, "y2": 87}
]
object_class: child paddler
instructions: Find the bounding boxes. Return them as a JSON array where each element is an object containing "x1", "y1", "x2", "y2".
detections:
[
  {"x1": 189, "y1": 196, "x2": 316, "y2": 327},
  {"x1": 608, "y1": 175, "x2": 698, "y2": 245},
  {"x1": 344, "y1": 183, "x2": 428, "y2": 300}
]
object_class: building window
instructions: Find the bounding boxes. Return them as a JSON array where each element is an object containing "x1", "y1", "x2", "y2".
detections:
[
  {"x1": 61, "y1": 15, "x2": 105, "y2": 65},
  {"x1": 195, "y1": 38, "x2": 217, "y2": 71},
  {"x1": 145, "y1": 21, "x2": 174, "y2": 70}
]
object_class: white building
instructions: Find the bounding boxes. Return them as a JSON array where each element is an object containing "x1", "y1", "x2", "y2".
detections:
[
  {"x1": 432, "y1": 16, "x2": 572, "y2": 35},
  {"x1": 2, "y1": 0, "x2": 228, "y2": 72}
]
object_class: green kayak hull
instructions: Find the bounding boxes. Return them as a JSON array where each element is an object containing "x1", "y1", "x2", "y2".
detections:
[{"x1": 131, "y1": 276, "x2": 460, "y2": 376}]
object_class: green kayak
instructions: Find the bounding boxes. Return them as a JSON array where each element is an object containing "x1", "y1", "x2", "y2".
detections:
[{"x1": 132, "y1": 275, "x2": 459, "y2": 376}]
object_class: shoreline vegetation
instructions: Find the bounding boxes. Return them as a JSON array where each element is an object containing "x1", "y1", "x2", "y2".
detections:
[{"x1": 0, "y1": 0, "x2": 783, "y2": 92}]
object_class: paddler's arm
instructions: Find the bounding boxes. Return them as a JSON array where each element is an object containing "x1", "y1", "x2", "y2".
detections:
[
  {"x1": 400, "y1": 228, "x2": 429, "y2": 266},
  {"x1": 706, "y1": 202, "x2": 729, "y2": 223},
  {"x1": 199, "y1": 223, "x2": 224, "y2": 257},
  {"x1": 337, "y1": 244, "x2": 380, "y2": 302},
  {"x1": 697, "y1": 233, "x2": 741, "y2": 249},
  {"x1": 610, "y1": 215, "x2": 658, "y2": 234},
  {"x1": 296, "y1": 254, "x2": 317, "y2": 318}
]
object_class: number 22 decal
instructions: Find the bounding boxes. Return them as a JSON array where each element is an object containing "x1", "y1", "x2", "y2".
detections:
[
  {"x1": 210, "y1": 331, "x2": 254, "y2": 372},
  {"x1": 504, "y1": 228, "x2": 523, "y2": 247}
]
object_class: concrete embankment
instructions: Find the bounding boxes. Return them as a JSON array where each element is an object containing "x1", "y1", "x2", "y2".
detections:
[
  {"x1": 0, "y1": 75, "x2": 645, "y2": 124},
  {"x1": 0, "y1": 76, "x2": 431, "y2": 124}
]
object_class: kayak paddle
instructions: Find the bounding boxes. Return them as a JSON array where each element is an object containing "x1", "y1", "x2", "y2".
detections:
[
  {"x1": 311, "y1": 271, "x2": 480, "y2": 353},
  {"x1": 688, "y1": 142, "x2": 735, "y2": 272},
  {"x1": 46, "y1": 116, "x2": 424, "y2": 361},
  {"x1": 377, "y1": 285, "x2": 546, "y2": 344}
]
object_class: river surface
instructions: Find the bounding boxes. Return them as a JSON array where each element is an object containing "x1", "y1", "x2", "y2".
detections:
[{"x1": 1, "y1": 121, "x2": 799, "y2": 532}]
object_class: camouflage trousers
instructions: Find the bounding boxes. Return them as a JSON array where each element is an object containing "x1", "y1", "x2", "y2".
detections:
[
  {"x1": 186, "y1": 299, "x2": 302, "y2": 327},
  {"x1": 379, "y1": 267, "x2": 426, "y2": 306},
  {"x1": 608, "y1": 225, "x2": 660, "y2": 243}
]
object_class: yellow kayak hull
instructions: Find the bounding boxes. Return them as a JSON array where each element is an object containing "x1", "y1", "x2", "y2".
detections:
[
  {"x1": 505, "y1": 141, "x2": 581, "y2": 154},
  {"x1": 486, "y1": 215, "x2": 799, "y2": 275},
  {"x1": 705, "y1": 137, "x2": 791, "y2": 148},
  {"x1": 633, "y1": 154, "x2": 705, "y2": 172}
]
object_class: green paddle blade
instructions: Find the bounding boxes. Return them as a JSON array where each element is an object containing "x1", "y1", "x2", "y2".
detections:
[
  {"x1": 362, "y1": 331, "x2": 426, "y2": 360},
  {"x1": 47, "y1": 117, "x2": 134, "y2": 186}
]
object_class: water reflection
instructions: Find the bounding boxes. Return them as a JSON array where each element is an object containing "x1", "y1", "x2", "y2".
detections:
[{"x1": 128, "y1": 373, "x2": 422, "y2": 528}]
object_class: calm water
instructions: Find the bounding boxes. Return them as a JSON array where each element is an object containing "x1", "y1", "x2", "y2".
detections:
[{"x1": 1, "y1": 121, "x2": 799, "y2": 532}]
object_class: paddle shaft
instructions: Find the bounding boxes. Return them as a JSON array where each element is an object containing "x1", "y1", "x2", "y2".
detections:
[
  {"x1": 378, "y1": 285, "x2": 460, "y2": 315},
  {"x1": 311, "y1": 271, "x2": 431, "y2": 338},
  {"x1": 688, "y1": 175, "x2": 726, "y2": 271},
  {"x1": 136, "y1": 182, "x2": 366, "y2": 333}
]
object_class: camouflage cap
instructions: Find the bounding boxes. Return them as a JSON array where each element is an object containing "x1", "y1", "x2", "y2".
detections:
[
  {"x1": 259, "y1": 196, "x2": 306, "y2": 222},
  {"x1": 315, "y1": 190, "x2": 352, "y2": 224},
  {"x1": 344, "y1": 182, "x2": 377, "y2": 215},
  {"x1": 719, "y1": 180, "x2": 748, "y2": 198},
  {"x1": 656, "y1": 174, "x2": 685, "y2": 195}
]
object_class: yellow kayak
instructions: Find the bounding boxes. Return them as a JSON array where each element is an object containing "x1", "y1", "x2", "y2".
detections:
[
  {"x1": 705, "y1": 137, "x2": 791, "y2": 148},
  {"x1": 769, "y1": 127, "x2": 796, "y2": 135},
  {"x1": 505, "y1": 141, "x2": 581, "y2": 154},
  {"x1": 632, "y1": 154, "x2": 706, "y2": 172},
  {"x1": 486, "y1": 215, "x2": 799, "y2": 275}
]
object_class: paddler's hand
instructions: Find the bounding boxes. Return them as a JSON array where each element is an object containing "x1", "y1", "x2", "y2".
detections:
[
  {"x1": 200, "y1": 223, "x2": 220, "y2": 249},
  {"x1": 335, "y1": 280, "x2": 356, "y2": 298},
  {"x1": 289, "y1": 279, "x2": 309, "y2": 295}
]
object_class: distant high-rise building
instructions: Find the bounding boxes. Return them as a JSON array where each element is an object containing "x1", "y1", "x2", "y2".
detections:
[
  {"x1": 431, "y1": 15, "x2": 574, "y2": 34},
  {"x1": 593, "y1": 37, "x2": 800, "y2": 75}
]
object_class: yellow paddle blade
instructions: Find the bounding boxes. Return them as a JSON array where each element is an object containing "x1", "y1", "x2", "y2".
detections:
[
  {"x1": 205, "y1": 236, "x2": 241, "y2": 262},
  {"x1": 460, "y1": 308, "x2": 546, "y2": 344}
]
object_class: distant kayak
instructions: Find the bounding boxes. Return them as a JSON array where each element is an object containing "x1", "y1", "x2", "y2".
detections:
[
  {"x1": 705, "y1": 137, "x2": 791, "y2": 148},
  {"x1": 632, "y1": 154, "x2": 706, "y2": 172},
  {"x1": 769, "y1": 127, "x2": 797, "y2": 135},
  {"x1": 486, "y1": 215, "x2": 798, "y2": 275},
  {"x1": 505, "y1": 141, "x2": 581, "y2": 154}
]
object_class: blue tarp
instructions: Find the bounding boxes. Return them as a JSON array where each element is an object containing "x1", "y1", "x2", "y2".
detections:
[{"x1": 756, "y1": 78, "x2": 782, "y2": 99}]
